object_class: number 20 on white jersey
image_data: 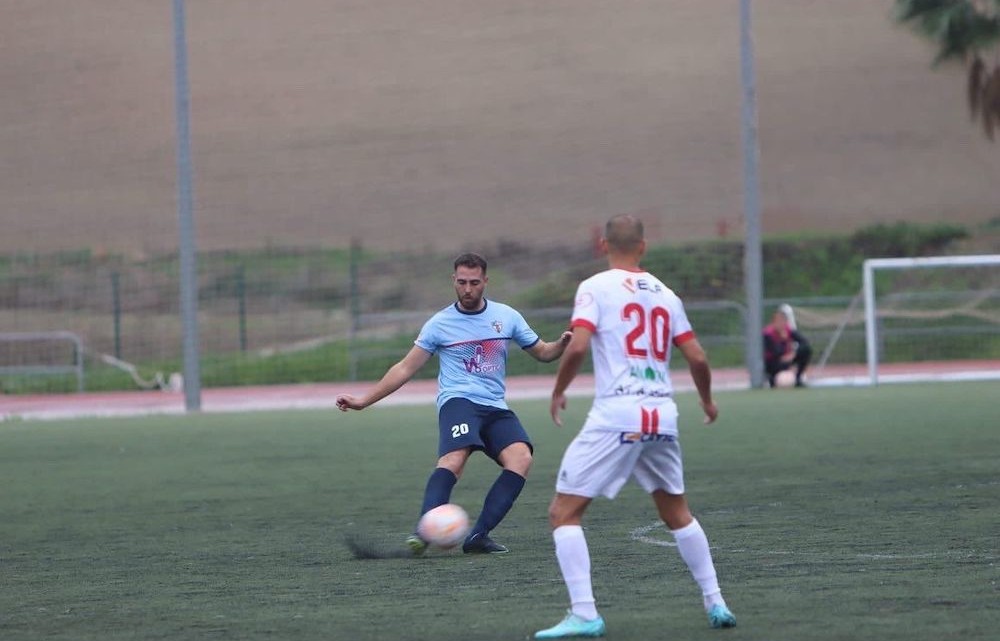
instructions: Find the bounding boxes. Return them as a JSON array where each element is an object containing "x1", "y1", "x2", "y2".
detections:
[{"x1": 570, "y1": 269, "x2": 695, "y2": 433}]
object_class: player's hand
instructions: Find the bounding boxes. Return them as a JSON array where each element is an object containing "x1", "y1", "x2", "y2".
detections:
[
  {"x1": 550, "y1": 393, "x2": 567, "y2": 426},
  {"x1": 700, "y1": 400, "x2": 718, "y2": 425},
  {"x1": 336, "y1": 394, "x2": 364, "y2": 412},
  {"x1": 559, "y1": 330, "x2": 573, "y2": 345}
]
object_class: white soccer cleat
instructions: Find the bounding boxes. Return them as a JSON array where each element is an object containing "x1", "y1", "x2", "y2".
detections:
[{"x1": 534, "y1": 610, "x2": 606, "y2": 638}]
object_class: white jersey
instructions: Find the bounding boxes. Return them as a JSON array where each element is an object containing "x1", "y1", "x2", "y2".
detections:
[{"x1": 570, "y1": 268, "x2": 696, "y2": 435}]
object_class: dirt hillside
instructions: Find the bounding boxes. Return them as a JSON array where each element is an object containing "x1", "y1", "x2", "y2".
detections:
[{"x1": 2, "y1": 0, "x2": 998, "y2": 254}]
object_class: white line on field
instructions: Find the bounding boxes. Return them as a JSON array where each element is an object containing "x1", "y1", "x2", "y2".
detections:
[
  {"x1": 628, "y1": 520, "x2": 997, "y2": 561},
  {"x1": 628, "y1": 522, "x2": 677, "y2": 548}
]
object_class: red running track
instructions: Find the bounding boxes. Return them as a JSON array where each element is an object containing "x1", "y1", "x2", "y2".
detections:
[{"x1": 2, "y1": 361, "x2": 998, "y2": 422}]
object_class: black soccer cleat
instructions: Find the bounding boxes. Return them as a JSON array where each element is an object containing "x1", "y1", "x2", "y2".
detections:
[{"x1": 462, "y1": 532, "x2": 509, "y2": 554}]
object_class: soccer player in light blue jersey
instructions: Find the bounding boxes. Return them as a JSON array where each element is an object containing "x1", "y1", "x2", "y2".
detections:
[{"x1": 336, "y1": 253, "x2": 571, "y2": 555}]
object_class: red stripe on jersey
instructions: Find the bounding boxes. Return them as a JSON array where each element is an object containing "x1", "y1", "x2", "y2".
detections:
[
  {"x1": 640, "y1": 407, "x2": 660, "y2": 434},
  {"x1": 673, "y1": 330, "x2": 696, "y2": 346},
  {"x1": 571, "y1": 318, "x2": 597, "y2": 333},
  {"x1": 443, "y1": 337, "x2": 510, "y2": 347}
]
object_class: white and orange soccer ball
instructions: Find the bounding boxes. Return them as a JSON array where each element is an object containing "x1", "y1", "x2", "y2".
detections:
[{"x1": 417, "y1": 503, "x2": 470, "y2": 549}]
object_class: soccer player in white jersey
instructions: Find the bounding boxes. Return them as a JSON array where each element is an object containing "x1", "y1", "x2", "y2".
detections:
[
  {"x1": 534, "y1": 215, "x2": 736, "y2": 638},
  {"x1": 336, "y1": 253, "x2": 571, "y2": 555}
]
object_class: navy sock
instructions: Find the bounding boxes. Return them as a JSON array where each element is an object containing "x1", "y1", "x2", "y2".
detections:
[
  {"x1": 419, "y1": 467, "x2": 458, "y2": 517},
  {"x1": 472, "y1": 469, "x2": 526, "y2": 536}
]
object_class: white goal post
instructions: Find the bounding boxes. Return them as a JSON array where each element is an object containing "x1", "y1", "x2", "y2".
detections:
[
  {"x1": 863, "y1": 254, "x2": 1000, "y2": 386},
  {"x1": 0, "y1": 331, "x2": 85, "y2": 392}
]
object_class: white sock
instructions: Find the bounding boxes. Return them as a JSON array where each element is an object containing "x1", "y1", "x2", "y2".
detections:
[
  {"x1": 671, "y1": 519, "x2": 726, "y2": 611},
  {"x1": 553, "y1": 525, "x2": 599, "y2": 620}
]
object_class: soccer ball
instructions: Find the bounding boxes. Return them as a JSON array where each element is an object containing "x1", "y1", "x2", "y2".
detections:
[
  {"x1": 776, "y1": 370, "x2": 796, "y2": 388},
  {"x1": 417, "y1": 503, "x2": 470, "y2": 549}
]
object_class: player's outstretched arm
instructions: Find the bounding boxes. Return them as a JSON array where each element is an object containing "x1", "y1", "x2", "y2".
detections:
[
  {"x1": 550, "y1": 327, "x2": 591, "y2": 426},
  {"x1": 677, "y1": 338, "x2": 718, "y2": 425},
  {"x1": 526, "y1": 330, "x2": 573, "y2": 363},
  {"x1": 335, "y1": 346, "x2": 432, "y2": 412}
]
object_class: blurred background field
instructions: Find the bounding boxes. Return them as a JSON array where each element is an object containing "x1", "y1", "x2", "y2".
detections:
[
  {"x1": 1, "y1": 383, "x2": 997, "y2": 640},
  {"x1": 1, "y1": 1, "x2": 998, "y2": 394},
  {"x1": 4, "y1": 0, "x2": 1000, "y2": 253}
]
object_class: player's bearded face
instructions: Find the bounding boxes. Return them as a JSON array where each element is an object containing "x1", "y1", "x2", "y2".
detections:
[{"x1": 453, "y1": 266, "x2": 487, "y2": 311}]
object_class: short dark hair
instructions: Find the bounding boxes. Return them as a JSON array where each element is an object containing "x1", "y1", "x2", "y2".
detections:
[
  {"x1": 605, "y1": 214, "x2": 644, "y2": 252},
  {"x1": 453, "y1": 252, "x2": 488, "y2": 273}
]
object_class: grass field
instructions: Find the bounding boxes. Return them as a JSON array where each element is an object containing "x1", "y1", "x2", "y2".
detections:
[{"x1": 1, "y1": 383, "x2": 998, "y2": 640}]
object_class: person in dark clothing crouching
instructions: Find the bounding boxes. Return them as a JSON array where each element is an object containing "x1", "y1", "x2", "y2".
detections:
[{"x1": 762, "y1": 304, "x2": 812, "y2": 388}]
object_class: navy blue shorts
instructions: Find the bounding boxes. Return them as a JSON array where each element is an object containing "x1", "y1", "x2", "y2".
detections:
[{"x1": 437, "y1": 398, "x2": 533, "y2": 462}]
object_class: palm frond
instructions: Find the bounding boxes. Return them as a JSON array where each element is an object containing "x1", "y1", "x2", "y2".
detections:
[
  {"x1": 935, "y1": 6, "x2": 1000, "y2": 62},
  {"x1": 895, "y1": 0, "x2": 968, "y2": 39},
  {"x1": 895, "y1": 0, "x2": 959, "y2": 25},
  {"x1": 968, "y1": 55, "x2": 985, "y2": 117},
  {"x1": 896, "y1": 0, "x2": 1000, "y2": 140},
  {"x1": 895, "y1": 0, "x2": 1000, "y2": 62},
  {"x1": 981, "y1": 66, "x2": 1000, "y2": 140}
]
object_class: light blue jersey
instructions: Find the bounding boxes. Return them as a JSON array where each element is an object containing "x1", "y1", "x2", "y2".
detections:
[{"x1": 415, "y1": 299, "x2": 540, "y2": 410}]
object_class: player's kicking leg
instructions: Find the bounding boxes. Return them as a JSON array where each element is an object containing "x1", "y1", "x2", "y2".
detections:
[
  {"x1": 407, "y1": 466, "x2": 458, "y2": 556},
  {"x1": 407, "y1": 446, "x2": 469, "y2": 556}
]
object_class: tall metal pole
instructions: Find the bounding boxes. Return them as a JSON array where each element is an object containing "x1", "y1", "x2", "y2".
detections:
[
  {"x1": 172, "y1": 0, "x2": 202, "y2": 410},
  {"x1": 740, "y1": 0, "x2": 765, "y2": 388}
]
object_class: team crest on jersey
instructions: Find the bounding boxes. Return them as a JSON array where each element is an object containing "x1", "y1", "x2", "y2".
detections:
[{"x1": 491, "y1": 320, "x2": 503, "y2": 333}]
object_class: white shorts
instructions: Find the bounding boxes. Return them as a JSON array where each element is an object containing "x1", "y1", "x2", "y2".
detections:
[{"x1": 555, "y1": 430, "x2": 685, "y2": 499}]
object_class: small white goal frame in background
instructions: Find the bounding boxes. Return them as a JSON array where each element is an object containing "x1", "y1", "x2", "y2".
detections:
[
  {"x1": 863, "y1": 254, "x2": 1000, "y2": 386},
  {"x1": 0, "y1": 331, "x2": 85, "y2": 392}
]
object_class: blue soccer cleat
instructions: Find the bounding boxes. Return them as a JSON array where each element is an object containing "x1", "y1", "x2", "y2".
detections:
[
  {"x1": 534, "y1": 611, "x2": 606, "y2": 639},
  {"x1": 707, "y1": 604, "x2": 737, "y2": 629}
]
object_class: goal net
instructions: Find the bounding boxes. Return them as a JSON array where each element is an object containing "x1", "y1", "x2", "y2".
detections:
[
  {"x1": 765, "y1": 255, "x2": 1000, "y2": 387},
  {"x1": 861, "y1": 255, "x2": 1000, "y2": 386}
]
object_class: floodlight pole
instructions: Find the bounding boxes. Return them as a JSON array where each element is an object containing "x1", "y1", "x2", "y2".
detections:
[
  {"x1": 172, "y1": 0, "x2": 202, "y2": 411},
  {"x1": 740, "y1": 0, "x2": 765, "y2": 388}
]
